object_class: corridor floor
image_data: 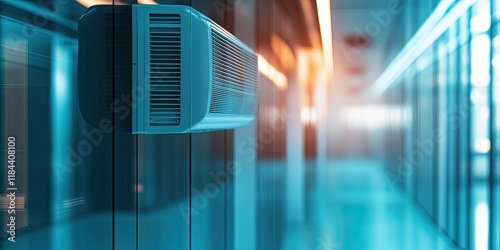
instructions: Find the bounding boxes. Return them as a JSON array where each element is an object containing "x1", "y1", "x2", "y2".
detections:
[{"x1": 281, "y1": 160, "x2": 461, "y2": 250}]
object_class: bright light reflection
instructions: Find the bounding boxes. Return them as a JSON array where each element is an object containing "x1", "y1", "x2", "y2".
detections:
[
  {"x1": 492, "y1": 56, "x2": 500, "y2": 68},
  {"x1": 341, "y1": 105, "x2": 410, "y2": 129},
  {"x1": 258, "y1": 54, "x2": 288, "y2": 90},
  {"x1": 76, "y1": 0, "x2": 115, "y2": 8},
  {"x1": 301, "y1": 106, "x2": 317, "y2": 125},
  {"x1": 474, "y1": 138, "x2": 491, "y2": 153},
  {"x1": 343, "y1": 106, "x2": 381, "y2": 129},
  {"x1": 471, "y1": 0, "x2": 491, "y2": 34},
  {"x1": 471, "y1": 14, "x2": 491, "y2": 33},
  {"x1": 138, "y1": 0, "x2": 157, "y2": 4},
  {"x1": 474, "y1": 202, "x2": 489, "y2": 250},
  {"x1": 55, "y1": 72, "x2": 66, "y2": 100},
  {"x1": 316, "y1": 0, "x2": 334, "y2": 82},
  {"x1": 471, "y1": 34, "x2": 491, "y2": 87},
  {"x1": 492, "y1": 36, "x2": 500, "y2": 68}
]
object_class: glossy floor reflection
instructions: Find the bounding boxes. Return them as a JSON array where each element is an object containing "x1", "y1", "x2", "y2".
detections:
[
  {"x1": 3, "y1": 160, "x2": 464, "y2": 250},
  {"x1": 282, "y1": 160, "x2": 461, "y2": 250},
  {"x1": 2, "y1": 205, "x2": 189, "y2": 250}
]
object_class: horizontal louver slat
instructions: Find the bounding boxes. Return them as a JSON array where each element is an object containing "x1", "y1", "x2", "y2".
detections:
[
  {"x1": 210, "y1": 28, "x2": 258, "y2": 115},
  {"x1": 149, "y1": 14, "x2": 181, "y2": 25},
  {"x1": 148, "y1": 14, "x2": 182, "y2": 126}
]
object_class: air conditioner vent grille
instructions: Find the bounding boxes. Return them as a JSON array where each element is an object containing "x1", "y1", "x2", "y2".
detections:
[
  {"x1": 210, "y1": 28, "x2": 258, "y2": 115},
  {"x1": 149, "y1": 13, "x2": 181, "y2": 25},
  {"x1": 148, "y1": 14, "x2": 182, "y2": 126}
]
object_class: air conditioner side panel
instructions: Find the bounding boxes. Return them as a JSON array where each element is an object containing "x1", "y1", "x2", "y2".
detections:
[
  {"x1": 132, "y1": 5, "x2": 142, "y2": 134},
  {"x1": 189, "y1": 11, "x2": 212, "y2": 131},
  {"x1": 191, "y1": 20, "x2": 259, "y2": 132},
  {"x1": 78, "y1": 5, "x2": 133, "y2": 132}
]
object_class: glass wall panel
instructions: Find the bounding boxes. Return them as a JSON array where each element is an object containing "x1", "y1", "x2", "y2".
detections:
[
  {"x1": 0, "y1": 1, "x2": 114, "y2": 249},
  {"x1": 490, "y1": 7, "x2": 500, "y2": 250},
  {"x1": 381, "y1": 2, "x2": 497, "y2": 249},
  {"x1": 470, "y1": 1, "x2": 492, "y2": 249}
]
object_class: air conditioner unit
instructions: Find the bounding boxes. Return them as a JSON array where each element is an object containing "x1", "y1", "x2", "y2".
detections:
[{"x1": 78, "y1": 5, "x2": 258, "y2": 134}]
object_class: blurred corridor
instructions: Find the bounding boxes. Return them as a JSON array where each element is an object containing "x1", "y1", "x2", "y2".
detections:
[
  {"x1": 0, "y1": 0, "x2": 499, "y2": 250},
  {"x1": 281, "y1": 160, "x2": 458, "y2": 250}
]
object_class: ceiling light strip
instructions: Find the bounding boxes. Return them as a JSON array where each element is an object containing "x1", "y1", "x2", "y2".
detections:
[
  {"x1": 316, "y1": 0, "x2": 335, "y2": 82},
  {"x1": 258, "y1": 54, "x2": 288, "y2": 90},
  {"x1": 368, "y1": 0, "x2": 477, "y2": 98},
  {"x1": 138, "y1": 0, "x2": 158, "y2": 4}
]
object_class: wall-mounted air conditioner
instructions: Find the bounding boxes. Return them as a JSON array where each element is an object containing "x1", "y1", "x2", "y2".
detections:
[{"x1": 78, "y1": 5, "x2": 258, "y2": 134}]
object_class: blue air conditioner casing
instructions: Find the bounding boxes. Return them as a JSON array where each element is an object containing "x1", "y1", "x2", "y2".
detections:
[{"x1": 78, "y1": 5, "x2": 258, "y2": 134}]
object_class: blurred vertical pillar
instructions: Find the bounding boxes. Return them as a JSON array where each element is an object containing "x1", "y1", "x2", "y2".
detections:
[
  {"x1": 314, "y1": 75, "x2": 328, "y2": 219},
  {"x1": 286, "y1": 75, "x2": 305, "y2": 224},
  {"x1": 233, "y1": 0, "x2": 257, "y2": 249},
  {"x1": 51, "y1": 36, "x2": 74, "y2": 250},
  {"x1": 233, "y1": 122, "x2": 257, "y2": 250}
]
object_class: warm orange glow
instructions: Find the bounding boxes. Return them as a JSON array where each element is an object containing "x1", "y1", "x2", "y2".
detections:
[
  {"x1": 300, "y1": 0, "x2": 321, "y2": 49},
  {"x1": 76, "y1": 0, "x2": 115, "y2": 7},
  {"x1": 297, "y1": 48, "x2": 325, "y2": 86},
  {"x1": 271, "y1": 34, "x2": 296, "y2": 71},
  {"x1": 297, "y1": 48, "x2": 327, "y2": 107},
  {"x1": 258, "y1": 54, "x2": 288, "y2": 90},
  {"x1": 316, "y1": 0, "x2": 334, "y2": 82},
  {"x1": 297, "y1": 50, "x2": 309, "y2": 86},
  {"x1": 138, "y1": 0, "x2": 158, "y2": 4}
]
